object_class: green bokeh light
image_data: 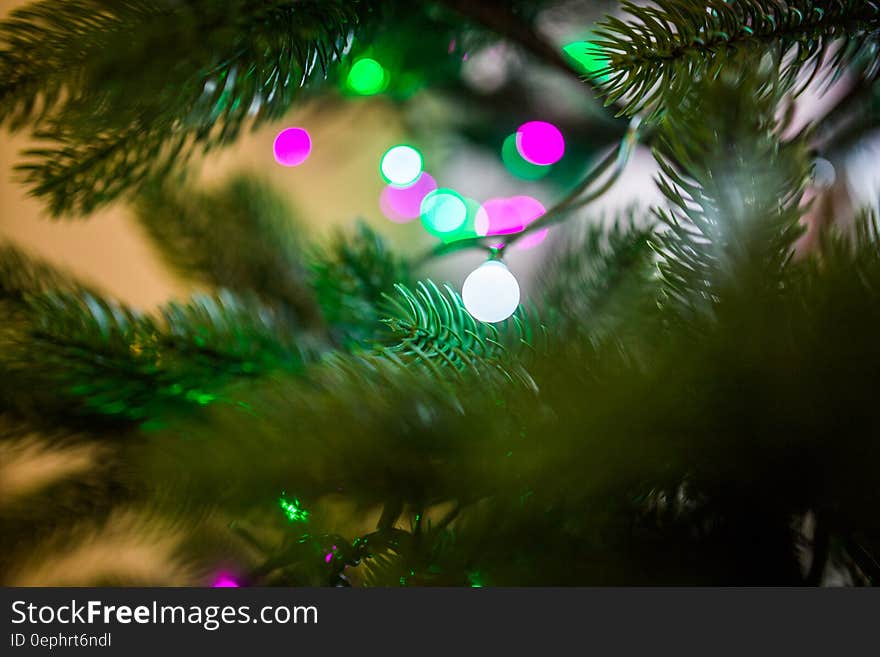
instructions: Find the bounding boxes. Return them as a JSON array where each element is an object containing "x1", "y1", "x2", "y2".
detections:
[
  {"x1": 420, "y1": 189, "x2": 467, "y2": 235},
  {"x1": 347, "y1": 58, "x2": 388, "y2": 95},
  {"x1": 563, "y1": 41, "x2": 609, "y2": 82},
  {"x1": 501, "y1": 134, "x2": 551, "y2": 181}
]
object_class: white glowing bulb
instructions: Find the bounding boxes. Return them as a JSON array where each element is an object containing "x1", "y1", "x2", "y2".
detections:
[
  {"x1": 462, "y1": 260, "x2": 520, "y2": 323},
  {"x1": 811, "y1": 157, "x2": 836, "y2": 189},
  {"x1": 381, "y1": 145, "x2": 423, "y2": 186}
]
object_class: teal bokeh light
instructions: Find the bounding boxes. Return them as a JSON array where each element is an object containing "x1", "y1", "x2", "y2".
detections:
[{"x1": 420, "y1": 188, "x2": 467, "y2": 235}]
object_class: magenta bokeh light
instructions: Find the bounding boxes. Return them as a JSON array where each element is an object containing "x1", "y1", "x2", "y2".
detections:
[
  {"x1": 512, "y1": 227, "x2": 549, "y2": 250},
  {"x1": 476, "y1": 195, "x2": 546, "y2": 238},
  {"x1": 476, "y1": 198, "x2": 524, "y2": 236},
  {"x1": 273, "y1": 127, "x2": 312, "y2": 167},
  {"x1": 212, "y1": 573, "x2": 239, "y2": 588},
  {"x1": 380, "y1": 172, "x2": 437, "y2": 223},
  {"x1": 515, "y1": 121, "x2": 565, "y2": 166}
]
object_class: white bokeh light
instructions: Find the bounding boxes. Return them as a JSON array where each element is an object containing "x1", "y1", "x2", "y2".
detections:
[
  {"x1": 381, "y1": 145, "x2": 423, "y2": 186},
  {"x1": 462, "y1": 260, "x2": 520, "y2": 323}
]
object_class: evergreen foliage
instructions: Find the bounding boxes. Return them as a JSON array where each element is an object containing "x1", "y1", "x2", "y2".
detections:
[
  {"x1": 0, "y1": 0, "x2": 373, "y2": 215},
  {"x1": 595, "y1": 0, "x2": 880, "y2": 117},
  {"x1": 2, "y1": 0, "x2": 880, "y2": 586}
]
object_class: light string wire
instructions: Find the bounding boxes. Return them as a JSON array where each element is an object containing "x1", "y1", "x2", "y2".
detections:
[{"x1": 416, "y1": 115, "x2": 646, "y2": 266}]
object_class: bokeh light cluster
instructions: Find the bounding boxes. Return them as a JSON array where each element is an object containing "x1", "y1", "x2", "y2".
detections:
[{"x1": 378, "y1": 120, "x2": 563, "y2": 251}]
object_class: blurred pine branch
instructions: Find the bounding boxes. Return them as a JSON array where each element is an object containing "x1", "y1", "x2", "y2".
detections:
[{"x1": 596, "y1": 0, "x2": 880, "y2": 117}]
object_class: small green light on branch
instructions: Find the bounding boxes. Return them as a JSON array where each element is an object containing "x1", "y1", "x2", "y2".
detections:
[
  {"x1": 279, "y1": 495, "x2": 310, "y2": 523},
  {"x1": 347, "y1": 58, "x2": 388, "y2": 95}
]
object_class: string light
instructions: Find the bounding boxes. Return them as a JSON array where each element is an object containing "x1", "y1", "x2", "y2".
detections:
[
  {"x1": 420, "y1": 188, "x2": 467, "y2": 235},
  {"x1": 347, "y1": 58, "x2": 387, "y2": 95},
  {"x1": 279, "y1": 495, "x2": 309, "y2": 523},
  {"x1": 811, "y1": 157, "x2": 836, "y2": 189},
  {"x1": 502, "y1": 133, "x2": 551, "y2": 180},
  {"x1": 462, "y1": 260, "x2": 520, "y2": 323},
  {"x1": 438, "y1": 197, "x2": 481, "y2": 243},
  {"x1": 273, "y1": 127, "x2": 312, "y2": 167},
  {"x1": 381, "y1": 145, "x2": 423, "y2": 186},
  {"x1": 475, "y1": 195, "x2": 546, "y2": 238},
  {"x1": 380, "y1": 172, "x2": 437, "y2": 222},
  {"x1": 516, "y1": 121, "x2": 565, "y2": 166},
  {"x1": 212, "y1": 573, "x2": 239, "y2": 588}
]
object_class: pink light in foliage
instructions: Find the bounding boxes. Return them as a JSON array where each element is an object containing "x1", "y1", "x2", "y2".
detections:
[
  {"x1": 273, "y1": 127, "x2": 312, "y2": 167},
  {"x1": 212, "y1": 574, "x2": 239, "y2": 588},
  {"x1": 516, "y1": 121, "x2": 565, "y2": 166},
  {"x1": 380, "y1": 172, "x2": 438, "y2": 223}
]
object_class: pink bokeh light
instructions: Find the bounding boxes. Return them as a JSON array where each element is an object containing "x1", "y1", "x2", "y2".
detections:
[
  {"x1": 212, "y1": 573, "x2": 239, "y2": 588},
  {"x1": 273, "y1": 127, "x2": 312, "y2": 167},
  {"x1": 476, "y1": 195, "x2": 546, "y2": 238},
  {"x1": 516, "y1": 121, "x2": 565, "y2": 166},
  {"x1": 379, "y1": 172, "x2": 437, "y2": 223}
]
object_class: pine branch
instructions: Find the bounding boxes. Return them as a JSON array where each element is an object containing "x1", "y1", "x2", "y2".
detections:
[
  {"x1": 309, "y1": 221, "x2": 411, "y2": 347},
  {"x1": 0, "y1": 0, "x2": 373, "y2": 215},
  {"x1": 539, "y1": 215, "x2": 657, "y2": 338},
  {"x1": 381, "y1": 280, "x2": 540, "y2": 386},
  {"x1": 3, "y1": 289, "x2": 308, "y2": 424},
  {"x1": 135, "y1": 175, "x2": 326, "y2": 334},
  {"x1": 651, "y1": 69, "x2": 810, "y2": 316},
  {"x1": 0, "y1": 242, "x2": 91, "y2": 310},
  {"x1": 595, "y1": 0, "x2": 880, "y2": 117}
]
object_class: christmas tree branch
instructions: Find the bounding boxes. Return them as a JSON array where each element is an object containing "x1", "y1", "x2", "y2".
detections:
[
  {"x1": 136, "y1": 175, "x2": 327, "y2": 335},
  {"x1": 380, "y1": 280, "x2": 539, "y2": 388},
  {"x1": 309, "y1": 221, "x2": 412, "y2": 347},
  {"x1": 0, "y1": 0, "x2": 371, "y2": 215},
  {"x1": 3, "y1": 287, "x2": 308, "y2": 425},
  {"x1": 595, "y1": 0, "x2": 880, "y2": 118},
  {"x1": 651, "y1": 68, "x2": 810, "y2": 315}
]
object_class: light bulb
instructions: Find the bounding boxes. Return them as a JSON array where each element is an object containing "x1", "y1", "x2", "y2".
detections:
[
  {"x1": 462, "y1": 260, "x2": 520, "y2": 323},
  {"x1": 811, "y1": 157, "x2": 836, "y2": 189}
]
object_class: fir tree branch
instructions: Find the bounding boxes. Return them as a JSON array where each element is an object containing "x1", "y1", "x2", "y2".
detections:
[
  {"x1": 539, "y1": 215, "x2": 657, "y2": 338},
  {"x1": 380, "y1": 280, "x2": 540, "y2": 388},
  {"x1": 135, "y1": 175, "x2": 326, "y2": 334},
  {"x1": 595, "y1": 0, "x2": 880, "y2": 117},
  {"x1": 651, "y1": 69, "x2": 810, "y2": 316},
  {"x1": 0, "y1": 0, "x2": 373, "y2": 215},
  {"x1": 309, "y1": 221, "x2": 411, "y2": 347},
  {"x1": 3, "y1": 288, "x2": 308, "y2": 424}
]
